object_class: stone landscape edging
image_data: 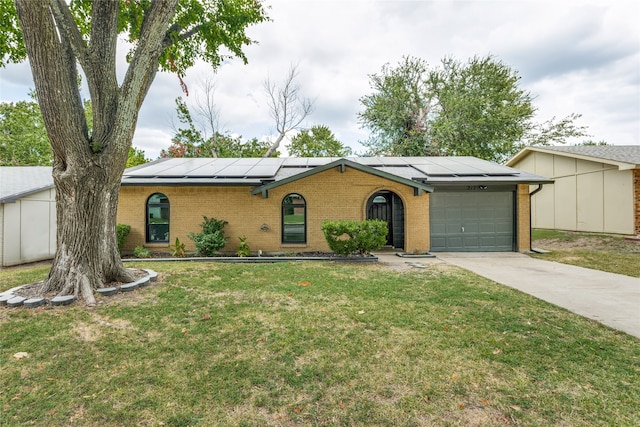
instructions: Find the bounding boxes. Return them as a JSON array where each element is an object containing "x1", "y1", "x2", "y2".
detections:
[
  {"x1": 121, "y1": 255, "x2": 378, "y2": 263},
  {"x1": 0, "y1": 269, "x2": 157, "y2": 309},
  {"x1": 395, "y1": 252, "x2": 436, "y2": 258}
]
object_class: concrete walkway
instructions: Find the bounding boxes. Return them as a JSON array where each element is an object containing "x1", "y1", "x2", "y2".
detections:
[{"x1": 373, "y1": 251, "x2": 640, "y2": 338}]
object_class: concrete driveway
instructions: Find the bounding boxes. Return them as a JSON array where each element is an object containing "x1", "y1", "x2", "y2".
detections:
[{"x1": 434, "y1": 252, "x2": 640, "y2": 339}]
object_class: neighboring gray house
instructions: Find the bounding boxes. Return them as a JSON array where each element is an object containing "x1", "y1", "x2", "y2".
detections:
[
  {"x1": 0, "y1": 167, "x2": 56, "y2": 267},
  {"x1": 507, "y1": 145, "x2": 640, "y2": 235}
]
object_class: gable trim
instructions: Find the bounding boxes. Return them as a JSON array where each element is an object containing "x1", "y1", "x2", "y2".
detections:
[
  {"x1": 250, "y1": 158, "x2": 434, "y2": 198},
  {"x1": 507, "y1": 147, "x2": 639, "y2": 170}
]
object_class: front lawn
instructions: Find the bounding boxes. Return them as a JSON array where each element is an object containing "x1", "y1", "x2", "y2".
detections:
[
  {"x1": 531, "y1": 229, "x2": 640, "y2": 277},
  {"x1": 1, "y1": 261, "x2": 638, "y2": 426}
]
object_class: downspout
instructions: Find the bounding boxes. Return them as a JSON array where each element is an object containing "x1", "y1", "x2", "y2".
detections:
[{"x1": 528, "y1": 184, "x2": 544, "y2": 252}]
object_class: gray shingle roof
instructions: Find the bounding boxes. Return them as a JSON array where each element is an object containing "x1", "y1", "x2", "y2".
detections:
[
  {"x1": 529, "y1": 145, "x2": 640, "y2": 166},
  {"x1": 0, "y1": 167, "x2": 54, "y2": 203}
]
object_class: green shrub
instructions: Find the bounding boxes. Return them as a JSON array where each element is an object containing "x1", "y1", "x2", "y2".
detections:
[
  {"x1": 188, "y1": 216, "x2": 229, "y2": 256},
  {"x1": 116, "y1": 224, "x2": 131, "y2": 252},
  {"x1": 133, "y1": 245, "x2": 150, "y2": 258},
  {"x1": 169, "y1": 237, "x2": 186, "y2": 257},
  {"x1": 322, "y1": 220, "x2": 388, "y2": 256},
  {"x1": 200, "y1": 216, "x2": 228, "y2": 235},
  {"x1": 236, "y1": 236, "x2": 250, "y2": 257}
]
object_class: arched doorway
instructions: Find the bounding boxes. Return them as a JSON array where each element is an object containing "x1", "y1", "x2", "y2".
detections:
[{"x1": 366, "y1": 191, "x2": 405, "y2": 249}]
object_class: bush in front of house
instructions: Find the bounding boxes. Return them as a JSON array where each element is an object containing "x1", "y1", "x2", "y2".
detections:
[
  {"x1": 321, "y1": 219, "x2": 388, "y2": 256},
  {"x1": 134, "y1": 245, "x2": 150, "y2": 258},
  {"x1": 188, "y1": 216, "x2": 229, "y2": 256},
  {"x1": 117, "y1": 224, "x2": 131, "y2": 252}
]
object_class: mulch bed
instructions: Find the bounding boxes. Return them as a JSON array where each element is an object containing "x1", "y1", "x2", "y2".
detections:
[{"x1": 11, "y1": 268, "x2": 148, "y2": 300}]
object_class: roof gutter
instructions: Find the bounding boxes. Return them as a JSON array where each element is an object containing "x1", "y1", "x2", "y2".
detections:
[{"x1": 528, "y1": 184, "x2": 544, "y2": 252}]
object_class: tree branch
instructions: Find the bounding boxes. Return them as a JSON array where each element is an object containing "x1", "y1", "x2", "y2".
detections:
[
  {"x1": 85, "y1": 0, "x2": 120, "y2": 148},
  {"x1": 262, "y1": 64, "x2": 315, "y2": 157},
  {"x1": 116, "y1": 0, "x2": 178, "y2": 159},
  {"x1": 163, "y1": 23, "x2": 206, "y2": 48},
  {"x1": 50, "y1": 0, "x2": 90, "y2": 69},
  {"x1": 15, "y1": 0, "x2": 89, "y2": 167}
]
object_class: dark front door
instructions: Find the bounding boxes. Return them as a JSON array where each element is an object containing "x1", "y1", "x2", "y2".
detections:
[{"x1": 367, "y1": 191, "x2": 404, "y2": 248}]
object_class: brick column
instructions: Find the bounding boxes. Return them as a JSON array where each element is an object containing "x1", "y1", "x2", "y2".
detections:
[{"x1": 517, "y1": 184, "x2": 531, "y2": 251}]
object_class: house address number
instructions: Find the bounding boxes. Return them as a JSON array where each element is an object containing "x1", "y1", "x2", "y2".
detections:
[{"x1": 466, "y1": 185, "x2": 488, "y2": 191}]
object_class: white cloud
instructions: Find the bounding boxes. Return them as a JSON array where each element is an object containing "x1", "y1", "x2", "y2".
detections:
[{"x1": 1, "y1": 0, "x2": 638, "y2": 159}]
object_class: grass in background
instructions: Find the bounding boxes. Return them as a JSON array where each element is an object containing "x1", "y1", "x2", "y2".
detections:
[
  {"x1": 0, "y1": 263, "x2": 50, "y2": 293},
  {"x1": 1, "y1": 261, "x2": 638, "y2": 426},
  {"x1": 531, "y1": 229, "x2": 640, "y2": 277}
]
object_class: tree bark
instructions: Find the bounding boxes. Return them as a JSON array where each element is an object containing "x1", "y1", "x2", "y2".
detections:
[
  {"x1": 15, "y1": 0, "x2": 178, "y2": 305},
  {"x1": 44, "y1": 164, "x2": 133, "y2": 306},
  {"x1": 263, "y1": 132, "x2": 286, "y2": 158}
]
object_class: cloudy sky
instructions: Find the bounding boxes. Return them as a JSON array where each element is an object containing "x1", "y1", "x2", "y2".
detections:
[{"x1": 1, "y1": 0, "x2": 638, "y2": 160}]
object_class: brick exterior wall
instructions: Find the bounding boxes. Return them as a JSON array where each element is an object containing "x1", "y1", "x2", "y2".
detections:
[
  {"x1": 517, "y1": 184, "x2": 531, "y2": 252},
  {"x1": 635, "y1": 169, "x2": 640, "y2": 235},
  {"x1": 117, "y1": 166, "x2": 534, "y2": 253},
  {"x1": 117, "y1": 167, "x2": 431, "y2": 254}
]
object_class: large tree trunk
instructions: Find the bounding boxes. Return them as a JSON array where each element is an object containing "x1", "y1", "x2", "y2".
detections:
[
  {"x1": 15, "y1": 0, "x2": 178, "y2": 304},
  {"x1": 42, "y1": 162, "x2": 133, "y2": 306}
]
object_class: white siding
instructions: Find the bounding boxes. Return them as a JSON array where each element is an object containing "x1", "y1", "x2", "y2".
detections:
[
  {"x1": 576, "y1": 163, "x2": 604, "y2": 232},
  {"x1": 603, "y1": 169, "x2": 634, "y2": 234},
  {"x1": 512, "y1": 152, "x2": 635, "y2": 235},
  {"x1": 1, "y1": 188, "x2": 56, "y2": 267}
]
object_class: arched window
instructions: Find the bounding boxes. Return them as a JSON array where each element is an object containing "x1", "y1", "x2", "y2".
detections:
[
  {"x1": 146, "y1": 193, "x2": 169, "y2": 243},
  {"x1": 282, "y1": 193, "x2": 306, "y2": 244}
]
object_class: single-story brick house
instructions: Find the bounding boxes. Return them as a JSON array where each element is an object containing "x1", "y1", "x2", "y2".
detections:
[
  {"x1": 0, "y1": 167, "x2": 56, "y2": 267},
  {"x1": 117, "y1": 156, "x2": 552, "y2": 254},
  {"x1": 507, "y1": 145, "x2": 640, "y2": 236}
]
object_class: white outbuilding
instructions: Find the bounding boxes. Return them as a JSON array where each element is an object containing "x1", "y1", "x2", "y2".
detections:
[
  {"x1": 507, "y1": 145, "x2": 640, "y2": 236},
  {"x1": 0, "y1": 167, "x2": 56, "y2": 267}
]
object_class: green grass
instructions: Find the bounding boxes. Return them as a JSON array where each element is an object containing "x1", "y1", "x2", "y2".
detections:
[
  {"x1": 1, "y1": 261, "x2": 639, "y2": 426},
  {"x1": 531, "y1": 229, "x2": 640, "y2": 277},
  {"x1": 0, "y1": 263, "x2": 51, "y2": 292}
]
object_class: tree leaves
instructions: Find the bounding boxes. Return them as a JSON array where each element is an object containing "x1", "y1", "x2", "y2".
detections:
[
  {"x1": 359, "y1": 55, "x2": 589, "y2": 162},
  {"x1": 0, "y1": 100, "x2": 52, "y2": 166},
  {"x1": 287, "y1": 125, "x2": 352, "y2": 157}
]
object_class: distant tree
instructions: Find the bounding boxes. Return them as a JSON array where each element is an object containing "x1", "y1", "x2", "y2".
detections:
[
  {"x1": 1, "y1": 97, "x2": 148, "y2": 167},
  {"x1": 263, "y1": 64, "x2": 314, "y2": 157},
  {"x1": 169, "y1": 80, "x2": 278, "y2": 158},
  {"x1": 161, "y1": 134, "x2": 277, "y2": 158},
  {"x1": 0, "y1": 100, "x2": 52, "y2": 165},
  {"x1": 360, "y1": 55, "x2": 589, "y2": 163},
  {"x1": 126, "y1": 147, "x2": 148, "y2": 168},
  {"x1": 287, "y1": 125, "x2": 352, "y2": 157},
  {"x1": 358, "y1": 56, "x2": 435, "y2": 156},
  {"x1": 226, "y1": 137, "x2": 277, "y2": 158},
  {"x1": 170, "y1": 78, "x2": 225, "y2": 157}
]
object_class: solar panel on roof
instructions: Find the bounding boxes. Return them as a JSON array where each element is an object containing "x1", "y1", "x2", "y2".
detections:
[
  {"x1": 306, "y1": 157, "x2": 336, "y2": 166},
  {"x1": 124, "y1": 160, "x2": 184, "y2": 176},
  {"x1": 375, "y1": 166, "x2": 428, "y2": 180},
  {"x1": 232, "y1": 158, "x2": 261, "y2": 165},
  {"x1": 217, "y1": 165, "x2": 258, "y2": 176},
  {"x1": 185, "y1": 159, "x2": 237, "y2": 176},
  {"x1": 381, "y1": 158, "x2": 412, "y2": 166},
  {"x1": 282, "y1": 157, "x2": 310, "y2": 166},
  {"x1": 352, "y1": 157, "x2": 383, "y2": 166},
  {"x1": 244, "y1": 163, "x2": 284, "y2": 177},
  {"x1": 411, "y1": 163, "x2": 457, "y2": 175}
]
